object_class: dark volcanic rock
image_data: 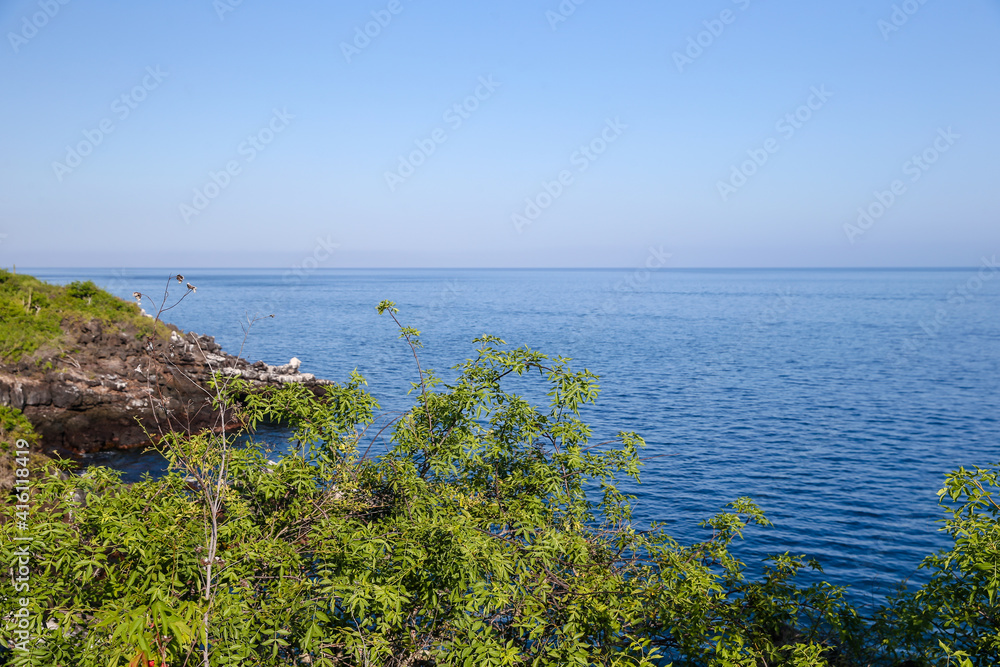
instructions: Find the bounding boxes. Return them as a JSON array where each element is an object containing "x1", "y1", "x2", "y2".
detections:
[{"x1": 0, "y1": 319, "x2": 330, "y2": 455}]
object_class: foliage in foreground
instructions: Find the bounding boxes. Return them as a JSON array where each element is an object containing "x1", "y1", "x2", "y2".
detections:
[
  {"x1": 0, "y1": 303, "x2": 997, "y2": 666},
  {"x1": 874, "y1": 466, "x2": 1000, "y2": 665},
  {"x1": 0, "y1": 406, "x2": 53, "y2": 493}
]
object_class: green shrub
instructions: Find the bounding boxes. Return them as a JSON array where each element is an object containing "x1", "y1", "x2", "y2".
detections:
[
  {"x1": 0, "y1": 302, "x2": 996, "y2": 666},
  {"x1": 874, "y1": 465, "x2": 1000, "y2": 666},
  {"x1": 0, "y1": 406, "x2": 51, "y2": 493},
  {"x1": 0, "y1": 405, "x2": 40, "y2": 450},
  {"x1": 65, "y1": 281, "x2": 100, "y2": 301}
]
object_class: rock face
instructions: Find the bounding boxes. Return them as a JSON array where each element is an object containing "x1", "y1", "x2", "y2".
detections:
[{"x1": 0, "y1": 319, "x2": 330, "y2": 454}]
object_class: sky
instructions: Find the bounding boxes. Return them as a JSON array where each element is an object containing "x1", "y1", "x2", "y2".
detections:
[{"x1": 1, "y1": 0, "x2": 998, "y2": 269}]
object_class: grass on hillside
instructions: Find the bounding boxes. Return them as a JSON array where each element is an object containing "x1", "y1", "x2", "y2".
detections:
[{"x1": 0, "y1": 269, "x2": 167, "y2": 364}]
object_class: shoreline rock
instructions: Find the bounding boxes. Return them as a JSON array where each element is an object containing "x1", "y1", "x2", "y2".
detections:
[{"x1": 0, "y1": 318, "x2": 331, "y2": 455}]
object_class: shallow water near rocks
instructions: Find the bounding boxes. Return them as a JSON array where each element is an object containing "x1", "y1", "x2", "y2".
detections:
[{"x1": 31, "y1": 267, "x2": 1000, "y2": 609}]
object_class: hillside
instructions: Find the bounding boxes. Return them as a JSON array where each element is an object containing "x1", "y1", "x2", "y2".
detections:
[
  {"x1": 0, "y1": 271, "x2": 329, "y2": 454},
  {"x1": 0, "y1": 269, "x2": 166, "y2": 366}
]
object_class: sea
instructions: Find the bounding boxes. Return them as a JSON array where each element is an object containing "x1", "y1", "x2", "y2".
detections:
[{"x1": 29, "y1": 267, "x2": 1000, "y2": 610}]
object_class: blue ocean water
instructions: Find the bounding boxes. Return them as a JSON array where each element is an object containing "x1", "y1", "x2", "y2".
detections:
[{"x1": 30, "y1": 267, "x2": 1000, "y2": 608}]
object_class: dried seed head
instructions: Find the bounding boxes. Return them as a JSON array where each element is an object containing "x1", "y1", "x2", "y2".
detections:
[
  {"x1": 176, "y1": 274, "x2": 184, "y2": 283},
  {"x1": 186, "y1": 283, "x2": 197, "y2": 293}
]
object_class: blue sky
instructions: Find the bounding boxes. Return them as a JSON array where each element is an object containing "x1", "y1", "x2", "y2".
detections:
[{"x1": 1, "y1": 0, "x2": 998, "y2": 268}]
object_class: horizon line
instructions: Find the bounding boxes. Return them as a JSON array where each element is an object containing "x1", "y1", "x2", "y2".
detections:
[{"x1": 9, "y1": 265, "x2": 992, "y2": 272}]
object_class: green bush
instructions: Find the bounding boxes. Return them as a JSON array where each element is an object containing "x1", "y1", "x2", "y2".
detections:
[
  {"x1": 0, "y1": 406, "x2": 51, "y2": 493},
  {"x1": 0, "y1": 302, "x2": 996, "y2": 666},
  {"x1": 874, "y1": 465, "x2": 1000, "y2": 666},
  {"x1": 0, "y1": 406, "x2": 40, "y2": 450},
  {"x1": 65, "y1": 281, "x2": 100, "y2": 301}
]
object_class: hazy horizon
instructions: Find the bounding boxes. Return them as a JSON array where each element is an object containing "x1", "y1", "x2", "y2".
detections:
[
  {"x1": 3, "y1": 1, "x2": 999, "y2": 269},
  {"x1": 9, "y1": 256, "x2": 1000, "y2": 270}
]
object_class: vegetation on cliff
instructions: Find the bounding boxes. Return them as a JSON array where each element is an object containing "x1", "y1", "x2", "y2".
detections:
[
  {"x1": 0, "y1": 298, "x2": 997, "y2": 665},
  {"x1": 0, "y1": 270, "x2": 165, "y2": 364},
  {"x1": 0, "y1": 273, "x2": 333, "y2": 453}
]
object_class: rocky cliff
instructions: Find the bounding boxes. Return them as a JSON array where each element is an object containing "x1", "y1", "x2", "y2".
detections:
[{"x1": 0, "y1": 317, "x2": 330, "y2": 454}]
